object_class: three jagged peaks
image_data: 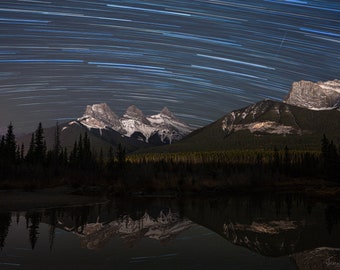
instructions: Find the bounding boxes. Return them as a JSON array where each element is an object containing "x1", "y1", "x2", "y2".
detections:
[
  {"x1": 85, "y1": 103, "x2": 176, "y2": 120},
  {"x1": 76, "y1": 103, "x2": 192, "y2": 144},
  {"x1": 72, "y1": 79, "x2": 340, "y2": 147}
]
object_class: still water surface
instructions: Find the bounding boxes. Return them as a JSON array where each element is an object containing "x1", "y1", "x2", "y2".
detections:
[{"x1": 0, "y1": 194, "x2": 339, "y2": 269}]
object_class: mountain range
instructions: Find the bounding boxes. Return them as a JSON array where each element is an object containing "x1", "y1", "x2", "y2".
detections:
[
  {"x1": 17, "y1": 104, "x2": 193, "y2": 153},
  {"x1": 146, "y1": 79, "x2": 340, "y2": 152},
  {"x1": 16, "y1": 79, "x2": 340, "y2": 153},
  {"x1": 76, "y1": 103, "x2": 193, "y2": 144}
]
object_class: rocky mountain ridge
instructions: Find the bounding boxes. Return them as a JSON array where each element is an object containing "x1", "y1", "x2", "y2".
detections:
[
  {"x1": 16, "y1": 79, "x2": 340, "y2": 153},
  {"x1": 222, "y1": 100, "x2": 304, "y2": 135},
  {"x1": 154, "y1": 79, "x2": 340, "y2": 152},
  {"x1": 72, "y1": 103, "x2": 193, "y2": 144},
  {"x1": 221, "y1": 79, "x2": 339, "y2": 137},
  {"x1": 284, "y1": 79, "x2": 340, "y2": 110}
]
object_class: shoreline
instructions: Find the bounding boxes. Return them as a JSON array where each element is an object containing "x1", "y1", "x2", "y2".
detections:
[
  {"x1": 0, "y1": 179, "x2": 339, "y2": 212},
  {"x1": 0, "y1": 186, "x2": 108, "y2": 212}
]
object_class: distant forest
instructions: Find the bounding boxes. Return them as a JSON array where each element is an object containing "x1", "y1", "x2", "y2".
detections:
[{"x1": 0, "y1": 122, "x2": 339, "y2": 192}]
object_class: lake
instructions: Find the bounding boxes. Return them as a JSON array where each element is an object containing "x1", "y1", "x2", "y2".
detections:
[{"x1": 0, "y1": 193, "x2": 339, "y2": 269}]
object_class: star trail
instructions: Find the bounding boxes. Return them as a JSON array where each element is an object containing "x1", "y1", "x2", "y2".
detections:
[{"x1": 0, "y1": 0, "x2": 339, "y2": 132}]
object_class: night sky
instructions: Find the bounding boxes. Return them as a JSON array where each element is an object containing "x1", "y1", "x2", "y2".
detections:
[{"x1": 0, "y1": 0, "x2": 339, "y2": 133}]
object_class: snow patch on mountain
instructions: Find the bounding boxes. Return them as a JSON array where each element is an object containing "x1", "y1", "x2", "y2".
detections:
[
  {"x1": 233, "y1": 121, "x2": 300, "y2": 135},
  {"x1": 222, "y1": 100, "x2": 303, "y2": 135},
  {"x1": 61, "y1": 120, "x2": 81, "y2": 132}
]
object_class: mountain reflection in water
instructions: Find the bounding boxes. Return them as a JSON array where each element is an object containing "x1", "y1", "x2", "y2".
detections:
[{"x1": 0, "y1": 194, "x2": 339, "y2": 270}]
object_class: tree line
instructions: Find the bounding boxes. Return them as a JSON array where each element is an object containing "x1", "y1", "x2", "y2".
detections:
[
  {"x1": 0, "y1": 122, "x2": 339, "y2": 191},
  {"x1": 0, "y1": 122, "x2": 126, "y2": 187}
]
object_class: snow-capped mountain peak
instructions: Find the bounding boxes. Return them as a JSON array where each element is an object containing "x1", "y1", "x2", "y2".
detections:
[
  {"x1": 76, "y1": 103, "x2": 192, "y2": 144},
  {"x1": 160, "y1": 106, "x2": 174, "y2": 118},
  {"x1": 77, "y1": 103, "x2": 120, "y2": 130},
  {"x1": 124, "y1": 105, "x2": 148, "y2": 123},
  {"x1": 85, "y1": 103, "x2": 119, "y2": 121}
]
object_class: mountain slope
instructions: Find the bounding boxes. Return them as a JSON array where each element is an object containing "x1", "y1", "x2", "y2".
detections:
[
  {"x1": 17, "y1": 120, "x2": 151, "y2": 155},
  {"x1": 145, "y1": 100, "x2": 340, "y2": 152}
]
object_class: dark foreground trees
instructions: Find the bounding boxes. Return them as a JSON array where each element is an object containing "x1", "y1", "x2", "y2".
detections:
[
  {"x1": 0, "y1": 122, "x2": 339, "y2": 190},
  {"x1": 0, "y1": 122, "x2": 129, "y2": 187}
]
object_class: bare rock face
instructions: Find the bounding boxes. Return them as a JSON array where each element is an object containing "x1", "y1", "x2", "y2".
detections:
[
  {"x1": 221, "y1": 80, "x2": 340, "y2": 137},
  {"x1": 123, "y1": 105, "x2": 150, "y2": 125},
  {"x1": 84, "y1": 103, "x2": 119, "y2": 122},
  {"x1": 284, "y1": 80, "x2": 340, "y2": 110},
  {"x1": 79, "y1": 103, "x2": 121, "y2": 130},
  {"x1": 221, "y1": 100, "x2": 304, "y2": 136}
]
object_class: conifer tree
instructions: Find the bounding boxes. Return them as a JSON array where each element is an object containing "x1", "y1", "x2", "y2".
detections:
[
  {"x1": 98, "y1": 148, "x2": 104, "y2": 171},
  {"x1": 4, "y1": 123, "x2": 17, "y2": 165},
  {"x1": 106, "y1": 146, "x2": 115, "y2": 177},
  {"x1": 116, "y1": 143, "x2": 126, "y2": 169},
  {"x1": 26, "y1": 133, "x2": 35, "y2": 163},
  {"x1": 34, "y1": 122, "x2": 46, "y2": 164},
  {"x1": 107, "y1": 146, "x2": 114, "y2": 165},
  {"x1": 273, "y1": 146, "x2": 280, "y2": 171},
  {"x1": 0, "y1": 212, "x2": 11, "y2": 250},
  {"x1": 284, "y1": 145, "x2": 291, "y2": 174},
  {"x1": 321, "y1": 134, "x2": 330, "y2": 160},
  {"x1": 53, "y1": 122, "x2": 61, "y2": 159},
  {"x1": 62, "y1": 147, "x2": 68, "y2": 167},
  {"x1": 69, "y1": 140, "x2": 78, "y2": 168},
  {"x1": 48, "y1": 122, "x2": 62, "y2": 175},
  {"x1": 83, "y1": 132, "x2": 92, "y2": 164},
  {"x1": 20, "y1": 144, "x2": 24, "y2": 161},
  {"x1": 0, "y1": 123, "x2": 18, "y2": 178},
  {"x1": 26, "y1": 212, "x2": 41, "y2": 250},
  {"x1": 0, "y1": 136, "x2": 5, "y2": 175},
  {"x1": 320, "y1": 134, "x2": 338, "y2": 179},
  {"x1": 0, "y1": 136, "x2": 5, "y2": 154}
]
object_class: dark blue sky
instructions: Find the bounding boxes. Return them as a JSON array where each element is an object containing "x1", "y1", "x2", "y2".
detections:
[{"x1": 0, "y1": 0, "x2": 339, "y2": 133}]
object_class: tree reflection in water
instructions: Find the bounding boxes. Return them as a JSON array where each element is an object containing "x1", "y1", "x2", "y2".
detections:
[
  {"x1": 0, "y1": 194, "x2": 339, "y2": 269},
  {"x1": 0, "y1": 212, "x2": 11, "y2": 250}
]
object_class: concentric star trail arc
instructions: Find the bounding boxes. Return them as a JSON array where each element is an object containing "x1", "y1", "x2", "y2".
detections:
[{"x1": 0, "y1": 0, "x2": 339, "y2": 132}]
